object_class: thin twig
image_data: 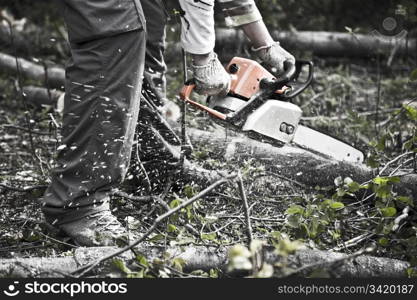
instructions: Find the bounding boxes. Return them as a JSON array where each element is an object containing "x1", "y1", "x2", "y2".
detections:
[
  {"x1": 331, "y1": 232, "x2": 375, "y2": 251},
  {"x1": 378, "y1": 151, "x2": 413, "y2": 176},
  {"x1": 2, "y1": 124, "x2": 51, "y2": 136},
  {"x1": 0, "y1": 183, "x2": 48, "y2": 192},
  {"x1": 389, "y1": 157, "x2": 415, "y2": 176},
  {"x1": 71, "y1": 175, "x2": 234, "y2": 277},
  {"x1": 392, "y1": 206, "x2": 410, "y2": 232},
  {"x1": 237, "y1": 172, "x2": 253, "y2": 246},
  {"x1": 111, "y1": 190, "x2": 155, "y2": 203}
]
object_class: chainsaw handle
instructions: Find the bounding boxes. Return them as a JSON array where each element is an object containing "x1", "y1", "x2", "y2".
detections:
[
  {"x1": 179, "y1": 81, "x2": 228, "y2": 120},
  {"x1": 259, "y1": 60, "x2": 296, "y2": 92},
  {"x1": 280, "y1": 60, "x2": 314, "y2": 99}
]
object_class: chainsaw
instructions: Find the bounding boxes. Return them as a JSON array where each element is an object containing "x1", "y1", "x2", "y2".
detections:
[{"x1": 180, "y1": 57, "x2": 364, "y2": 163}]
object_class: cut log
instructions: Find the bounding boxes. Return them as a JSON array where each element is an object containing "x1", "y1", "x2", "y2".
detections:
[
  {"x1": 0, "y1": 52, "x2": 65, "y2": 89},
  {"x1": 0, "y1": 245, "x2": 410, "y2": 278},
  {"x1": 214, "y1": 28, "x2": 417, "y2": 58},
  {"x1": 187, "y1": 128, "x2": 417, "y2": 200}
]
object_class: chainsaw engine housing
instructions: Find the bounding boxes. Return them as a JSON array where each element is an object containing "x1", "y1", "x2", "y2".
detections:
[{"x1": 209, "y1": 95, "x2": 301, "y2": 144}]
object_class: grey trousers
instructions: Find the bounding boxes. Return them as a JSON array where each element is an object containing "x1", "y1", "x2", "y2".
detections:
[{"x1": 41, "y1": 0, "x2": 168, "y2": 225}]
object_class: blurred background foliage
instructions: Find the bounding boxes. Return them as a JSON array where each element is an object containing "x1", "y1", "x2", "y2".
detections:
[{"x1": 1, "y1": 0, "x2": 416, "y2": 33}]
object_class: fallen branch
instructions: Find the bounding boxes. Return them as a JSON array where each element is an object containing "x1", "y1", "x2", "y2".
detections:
[
  {"x1": 237, "y1": 173, "x2": 253, "y2": 246},
  {"x1": 0, "y1": 245, "x2": 411, "y2": 278},
  {"x1": 214, "y1": 29, "x2": 417, "y2": 58}
]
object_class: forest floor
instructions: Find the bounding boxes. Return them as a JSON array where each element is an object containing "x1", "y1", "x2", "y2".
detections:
[
  {"x1": 0, "y1": 4, "x2": 416, "y2": 276},
  {"x1": 1, "y1": 50, "x2": 416, "y2": 277}
]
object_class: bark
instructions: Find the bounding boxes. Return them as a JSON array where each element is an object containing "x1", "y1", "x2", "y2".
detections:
[
  {"x1": 214, "y1": 28, "x2": 417, "y2": 58},
  {"x1": 0, "y1": 246, "x2": 410, "y2": 278},
  {"x1": 187, "y1": 128, "x2": 417, "y2": 199},
  {"x1": 0, "y1": 52, "x2": 65, "y2": 89}
]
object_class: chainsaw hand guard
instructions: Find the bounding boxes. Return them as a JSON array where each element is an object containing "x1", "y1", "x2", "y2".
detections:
[
  {"x1": 179, "y1": 80, "x2": 228, "y2": 120},
  {"x1": 260, "y1": 60, "x2": 313, "y2": 99}
]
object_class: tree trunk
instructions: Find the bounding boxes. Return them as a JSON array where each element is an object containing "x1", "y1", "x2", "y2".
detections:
[
  {"x1": 187, "y1": 128, "x2": 417, "y2": 200},
  {"x1": 0, "y1": 245, "x2": 410, "y2": 278},
  {"x1": 214, "y1": 28, "x2": 417, "y2": 59},
  {"x1": 0, "y1": 52, "x2": 65, "y2": 89}
]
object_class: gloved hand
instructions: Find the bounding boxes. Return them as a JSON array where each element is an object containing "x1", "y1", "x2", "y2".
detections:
[
  {"x1": 252, "y1": 42, "x2": 295, "y2": 75},
  {"x1": 191, "y1": 52, "x2": 231, "y2": 96}
]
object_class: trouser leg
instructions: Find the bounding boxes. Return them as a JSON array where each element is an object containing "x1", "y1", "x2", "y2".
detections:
[
  {"x1": 41, "y1": 29, "x2": 146, "y2": 225},
  {"x1": 142, "y1": 0, "x2": 168, "y2": 103}
]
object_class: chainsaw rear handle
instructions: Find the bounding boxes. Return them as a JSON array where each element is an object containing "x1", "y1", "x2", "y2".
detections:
[
  {"x1": 260, "y1": 60, "x2": 314, "y2": 99},
  {"x1": 281, "y1": 60, "x2": 314, "y2": 99},
  {"x1": 179, "y1": 80, "x2": 228, "y2": 120},
  {"x1": 259, "y1": 60, "x2": 296, "y2": 91}
]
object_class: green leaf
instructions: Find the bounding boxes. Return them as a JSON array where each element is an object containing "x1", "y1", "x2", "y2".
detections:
[
  {"x1": 347, "y1": 181, "x2": 363, "y2": 193},
  {"x1": 374, "y1": 184, "x2": 393, "y2": 199},
  {"x1": 167, "y1": 224, "x2": 177, "y2": 233},
  {"x1": 329, "y1": 201, "x2": 345, "y2": 210},
  {"x1": 136, "y1": 255, "x2": 150, "y2": 268},
  {"x1": 113, "y1": 259, "x2": 131, "y2": 274},
  {"x1": 336, "y1": 188, "x2": 346, "y2": 197},
  {"x1": 275, "y1": 238, "x2": 304, "y2": 257},
  {"x1": 171, "y1": 258, "x2": 186, "y2": 272},
  {"x1": 286, "y1": 214, "x2": 301, "y2": 228},
  {"x1": 410, "y1": 68, "x2": 417, "y2": 81},
  {"x1": 148, "y1": 233, "x2": 165, "y2": 242},
  {"x1": 209, "y1": 269, "x2": 219, "y2": 278},
  {"x1": 378, "y1": 237, "x2": 389, "y2": 247},
  {"x1": 228, "y1": 244, "x2": 251, "y2": 259},
  {"x1": 183, "y1": 185, "x2": 196, "y2": 198},
  {"x1": 201, "y1": 232, "x2": 217, "y2": 241},
  {"x1": 285, "y1": 205, "x2": 305, "y2": 215},
  {"x1": 404, "y1": 104, "x2": 417, "y2": 121},
  {"x1": 380, "y1": 207, "x2": 397, "y2": 217},
  {"x1": 396, "y1": 196, "x2": 413, "y2": 206},
  {"x1": 169, "y1": 198, "x2": 182, "y2": 209},
  {"x1": 373, "y1": 176, "x2": 400, "y2": 186}
]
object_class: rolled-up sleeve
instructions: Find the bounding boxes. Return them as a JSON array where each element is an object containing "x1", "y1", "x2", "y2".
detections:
[
  {"x1": 178, "y1": 0, "x2": 216, "y2": 55},
  {"x1": 217, "y1": 0, "x2": 262, "y2": 27},
  {"x1": 178, "y1": 0, "x2": 263, "y2": 54}
]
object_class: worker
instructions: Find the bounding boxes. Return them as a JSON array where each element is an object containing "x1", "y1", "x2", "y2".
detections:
[{"x1": 40, "y1": 0, "x2": 295, "y2": 246}]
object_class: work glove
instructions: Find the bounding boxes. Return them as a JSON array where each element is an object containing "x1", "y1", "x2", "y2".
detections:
[
  {"x1": 191, "y1": 52, "x2": 231, "y2": 96},
  {"x1": 252, "y1": 42, "x2": 295, "y2": 75}
]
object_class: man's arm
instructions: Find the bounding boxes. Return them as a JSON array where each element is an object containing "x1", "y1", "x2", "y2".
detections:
[
  {"x1": 218, "y1": 0, "x2": 295, "y2": 74},
  {"x1": 178, "y1": 0, "x2": 295, "y2": 95}
]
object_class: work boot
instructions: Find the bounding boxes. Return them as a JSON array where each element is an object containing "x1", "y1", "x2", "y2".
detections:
[{"x1": 59, "y1": 210, "x2": 132, "y2": 247}]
